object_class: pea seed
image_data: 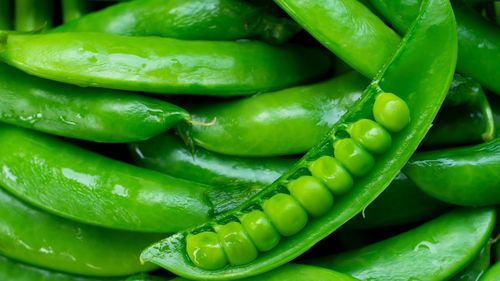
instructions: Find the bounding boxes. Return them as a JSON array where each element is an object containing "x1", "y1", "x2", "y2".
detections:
[
  {"x1": 186, "y1": 232, "x2": 228, "y2": 270},
  {"x1": 348, "y1": 119, "x2": 392, "y2": 154},
  {"x1": 288, "y1": 176, "x2": 334, "y2": 217},
  {"x1": 262, "y1": 193, "x2": 308, "y2": 237},
  {"x1": 373, "y1": 92, "x2": 410, "y2": 132},
  {"x1": 309, "y1": 156, "x2": 353, "y2": 195},
  {"x1": 214, "y1": 222, "x2": 258, "y2": 266},
  {"x1": 240, "y1": 210, "x2": 281, "y2": 252},
  {"x1": 334, "y1": 138, "x2": 375, "y2": 177}
]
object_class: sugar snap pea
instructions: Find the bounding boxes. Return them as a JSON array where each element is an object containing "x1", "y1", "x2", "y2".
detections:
[
  {"x1": 53, "y1": 0, "x2": 300, "y2": 44},
  {"x1": 62, "y1": 0, "x2": 90, "y2": 23},
  {"x1": 0, "y1": 0, "x2": 12, "y2": 30},
  {"x1": 404, "y1": 138, "x2": 500, "y2": 206},
  {"x1": 0, "y1": 32, "x2": 330, "y2": 96},
  {"x1": 0, "y1": 124, "x2": 218, "y2": 233},
  {"x1": 140, "y1": 0, "x2": 457, "y2": 278},
  {"x1": 15, "y1": 0, "x2": 53, "y2": 31},
  {"x1": 481, "y1": 262, "x2": 500, "y2": 281},
  {"x1": 451, "y1": 243, "x2": 491, "y2": 281},
  {"x1": 0, "y1": 63, "x2": 189, "y2": 143},
  {"x1": 0, "y1": 187, "x2": 161, "y2": 276},
  {"x1": 309, "y1": 208, "x2": 496, "y2": 281}
]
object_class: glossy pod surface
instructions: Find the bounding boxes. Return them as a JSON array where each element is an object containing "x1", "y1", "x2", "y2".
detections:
[
  {"x1": 140, "y1": 0, "x2": 457, "y2": 278},
  {"x1": 183, "y1": 72, "x2": 367, "y2": 157},
  {"x1": 404, "y1": 138, "x2": 500, "y2": 206},
  {"x1": 53, "y1": 0, "x2": 300, "y2": 43},
  {"x1": 0, "y1": 187, "x2": 161, "y2": 276},
  {"x1": 0, "y1": 63, "x2": 189, "y2": 143},
  {"x1": 480, "y1": 262, "x2": 500, "y2": 281},
  {"x1": 0, "y1": 124, "x2": 216, "y2": 233},
  {"x1": 0, "y1": 32, "x2": 331, "y2": 96},
  {"x1": 309, "y1": 208, "x2": 496, "y2": 281}
]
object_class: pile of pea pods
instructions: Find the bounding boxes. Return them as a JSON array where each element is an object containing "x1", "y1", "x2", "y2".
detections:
[{"x1": 0, "y1": 0, "x2": 499, "y2": 280}]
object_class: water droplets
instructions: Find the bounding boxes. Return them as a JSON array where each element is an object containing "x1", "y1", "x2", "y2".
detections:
[
  {"x1": 413, "y1": 241, "x2": 436, "y2": 254},
  {"x1": 19, "y1": 113, "x2": 43, "y2": 126}
]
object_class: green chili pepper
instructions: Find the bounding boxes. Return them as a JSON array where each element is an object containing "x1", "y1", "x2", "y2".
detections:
[
  {"x1": 0, "y1": 32, "x2": 330, "y2": 96},
  {"x1": 62, "y1": 0, "x2": 90, "y2": 23},
  {"x1": 52, "y1": 0, "x2": 301, "y2": 43},
  {"x1": 480, "y1": 262, "x2": 500, "y2": 281},
  {"x1": 368, "y1": 0, "x2": 500, "y2": 94},
  {"x1": 0, "y1": 187, "x2": 161, "y2": 276},
  {"x1": 140, "y1": 0, "x2": 457, "y2": 278},
  {"x1": 309, "y1": 208, "x2": 496, "y2": 281},
  {"x1": 0, "y1": 124, "x2": 219, "y2": 233},
  {"x1": 0, "y1": 63, "x2": 189, "y2": 143},
  {"x1": 15, "y1": 0, "x2": 53, "y2": 31},
  {"x1": 181, "y1": 72, "x2": 366, "y2": 157},
  {"x1": 404, "y1": 138, "x2": 500, "y2": 206},
  {"x1": 0, "y1": 0, "x2": 12, "y2": 30}
]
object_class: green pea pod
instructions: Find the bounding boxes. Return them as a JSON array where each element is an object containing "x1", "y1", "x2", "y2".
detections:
[
  {"x1": 368, "y1": 0, "x2": 500, "y2": 94},
  {"x1": 173, "y1": 264, "x2": 359, "y2": 281},
  {"x1": 52, "y1": 0, "x2": 300, "y2": 44},
  {"x1": 451, "y1": 243, "x2": 491, "y2": 281},
  {"x1": 0, "y1": 124, "x2": 217, "y2": 233},
  {"x1": 180, "y1": 72, "x2": 367, "y2": 157},
  {"x1": 404, "y1": 139, "x2": 500, "y2": 206},
  {"x1": 480, "y1": 262, "x2": 500, "y2": 281},
  {"x1": 0, "y1": 0, "x2": 12, "y2": 30},
  {"x1": 140, "y1": 0, "x2": 457, "y2": 278},
  {"x1": 309, "y1": 208, "x2": 496, "y2": 281},
  {"x1": 15, "y1": 0, "x2": 53, "y2": 31},
  {"x1": 62, "y1": 0, "x2": 90, "y2": 23},
  {"x1": 0, "y1": 186, "x2": 161, "y2": 276},
  {"x1": 0, "y1": 63, "x2": 189, "y2": 143},
  {"x1": 130, "y1": 133, "x2": 294, "y2": 187},
  {"x1": 0, "y1": 32, "x2": 330, "y2": 96},
  {"x1": 0, "y1": 254, "x2": 125, "y2": 281}
]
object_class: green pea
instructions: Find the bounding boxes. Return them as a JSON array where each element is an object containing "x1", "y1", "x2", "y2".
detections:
[
  {"x1": 186, "y1": 232, "x2": 228, "y2": 270},
  {"x1": 348, "y1": 119, "x2": 392, "y2": 154},
  {"x1": 373, "y1": 92, "x2": 410, "y2": 132},
  {"x1": 309, "y1": 156, "x2": 353, "y2": 195},
  {"x1": 240, "y1": 210, "x2": 281, "y2": 252},
  {"x1": 262, "y1": 193, "x2": 308, "y2": 237},
  {"x1": 334, "y1": 138, "x2": 374, "y2": 177},
  {"x1": 214, "y1": 222, "x2": 258, "y2": 266},
  {"x1": 288, "y1": 176, "x2": 334, "y2": 217}
]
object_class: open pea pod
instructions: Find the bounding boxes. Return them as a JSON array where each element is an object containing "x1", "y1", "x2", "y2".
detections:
[
  {"x1": 309, "y1": 208, "x2": 496, "y2": 281},
  {"x1": 140, "y1": 0, "x2": 457, "y2": 279}
]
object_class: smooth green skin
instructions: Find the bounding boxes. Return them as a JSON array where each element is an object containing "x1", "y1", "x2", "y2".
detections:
[
  {"x1": 0, "y1": 186, "x2": 161, "y2": 276},
  {"x1": 130, "y1": 133, "x2": 294, "y2": 188},
  {"x1": 451, "y1": 243, "x2": 491, "y2": 281},
  {"x1": 0, "y1": 254, "x2": 125, "y2": 281},
  {"x1": 0, "y1": 124, "x2": 217, "y2": 233},
  {"x1": 480, "y1": 262, "x2": 500, "y2": 281},
  {"x1": 240, "y1": 211, "x2": 281, "y2": 252},
  {"x1": 53, "y1": 0, "x2": 300, "y2": 44},
  {"x1": 0, "y1": 63, "x2": 189, "y2": 143},
  {"x1": 62, "y1": 0, "x2": 90, "y2": 23},
  {"x1": 184, "y1": 72, "x2": 366, "y2": 157},
  {"x1": 373, "y1": 92, "x2": 411, "y2": 133},
  {"x1": 310, "y1": 208, "x2": 496, "y2": 281},
  {"x1": 0, "y1": 32, "x2": 330, "y2": 96},
  {"x1": 126, "y1": 274, "x2": 171, "y2": 281},
  {"x1": 308, "y1": 156, "x2": 353, "y2": 196},
  {"x1": 215, "y1": 222, "x2": 258, "y2": 266},
  {"x1": 345, "y1": 172, "x2": 450, "y2": 229},
  {"x1": 347, "y1": 119, "x2": 392, "y2": 154},
  {"x1": 173, "y1": 264, "x2": 360, "y2": 281},
  {"x1": 15, "y1": 0, "x2": 53, "y2": 31},
  {"x1": 0, "y1": 0, "x2": 12, "y2": 29},
  {"x1": 333, "y1": 138, "x2": 374, "y2": 177},
  {"x1": 287, "y1": 176, "x2": 334, "y2": 217},
  {"x1": 141, "y1": 0, "x2": 457, "y2": 278},
  {"x1": 368, "y1": 0, "x2": 500, "y2": 94},
  {"x1": 186, "y1": 233, "x2": 228, "y2": 270},
  {"x1": 262, "y1": 193, "x2": 308, "y2": 237},
  {"x1": 404, "y1": 138, "x2": 500, "y2": 206},
  {"x1": 274, "y1": 0, "x2": 400, "y2": 78}
]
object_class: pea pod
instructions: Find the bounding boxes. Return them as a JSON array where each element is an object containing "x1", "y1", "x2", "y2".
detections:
[
  {"x1": 52, "y1": 0, "x2": 300, "y2": 44},
  {"x1": 404, "y1": 139, "x2": 500, "y2": 206},
  {"x1": 0, "y1": 0, "x2": 12, "y2": 30},
  {"x1": 481, "y1": 262, "x2": 500, "y2": 281},
  {"x1": 140, "y1": 0, "x2": 457, "y2": 278},
  {"x1": 0, "y1": 32, "x2": 330, "y2": 96},
  {"x1": 368, "y1": 0, "x2": 500, "y2": 94},
  {"x1": 0, "y1": 186, "x2": 161, "y2": 276},
  {"x1": 0, "y1": 63, "x2": 189, "y2": 143},
  {"x1": 15, "y1": 0, "x2": 53, "y2": 31},
  {"x1": 62, "y1": 0, "x2": 90, "y2": 23},
  {"x1": 0, "y1": 124, "x2": 218, "y2": 233},
  {"x1": 451, "y1": 243, "x2": 491, "y2": 281},
  {"x1": 309, "y1": 208, "x2": 496, "y2": 281}
]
